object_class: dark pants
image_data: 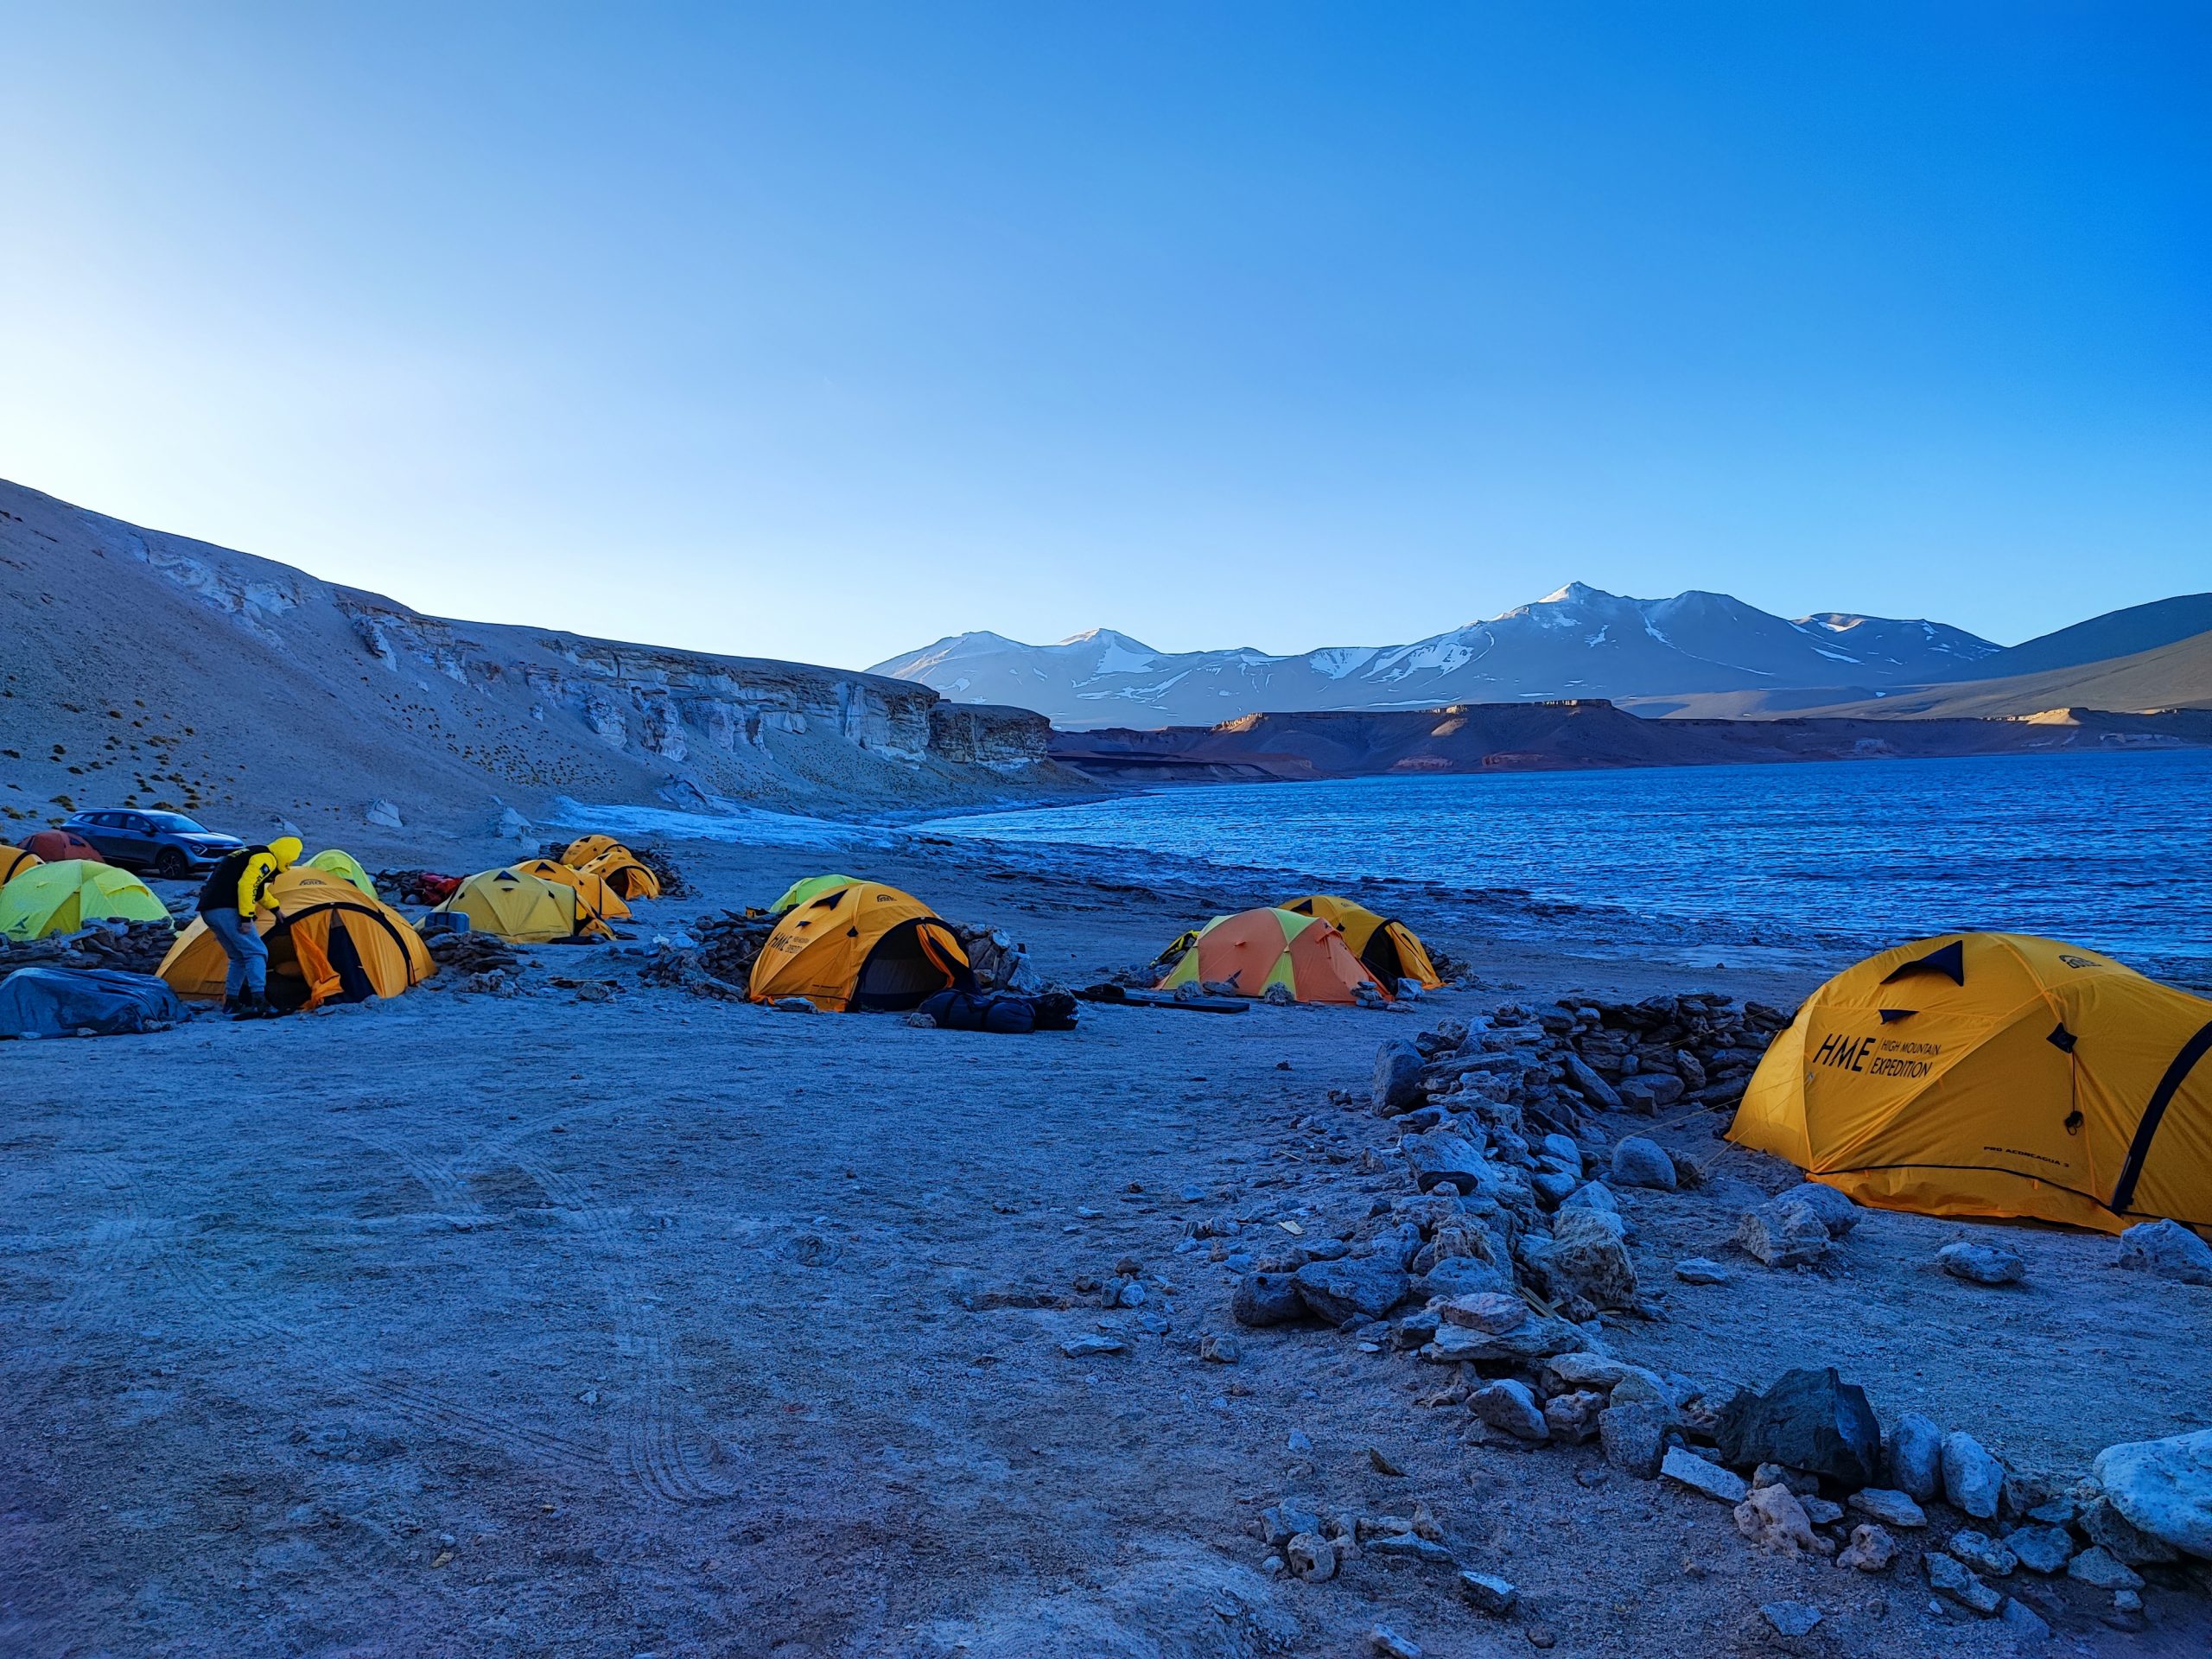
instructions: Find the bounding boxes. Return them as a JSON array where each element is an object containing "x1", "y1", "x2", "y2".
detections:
[{"x1": 203, "y1": 910, "x2": 266, "y2": 998}]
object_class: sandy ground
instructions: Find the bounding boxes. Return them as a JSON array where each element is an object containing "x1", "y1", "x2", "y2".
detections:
[{"x1": 3, "y1": 828, "x2": 2209, "y2": 1658}]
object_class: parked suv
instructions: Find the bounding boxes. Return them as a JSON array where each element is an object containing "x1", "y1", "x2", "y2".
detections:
[{"x1": 61, "y1": 810, "x2": 245, "y2": 880}]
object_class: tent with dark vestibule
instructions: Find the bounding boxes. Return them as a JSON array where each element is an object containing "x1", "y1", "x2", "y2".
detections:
[
  {"x1": 580, "y1": 848, "x2": 660, "y2": 901},
  {"x1": 1279, "y1": 894, "x2": 1443, "y2": 990},
  {"x1": 0, "y1": 842, "x2": 41, "y2": 885},
  {"x1": 749, "y1": 881, "x2": 972, "y2": 1012},
  {"x1": 1155, "y1": 907, "x2": 1385, "y2": 1005},
  {"x1": 159, "y1": 868, "x2": 435, "y2": 1011},
  {"x1": 1730, "y1": 932, "x2": 2212, "y2": 1233}
]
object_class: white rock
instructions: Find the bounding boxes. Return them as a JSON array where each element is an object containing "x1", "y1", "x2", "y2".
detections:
[
  {"x1": 1937, "y1": 1241, "x2": 2025, "y2": 1286},
  {"x1": 1661, "y1": 1446, "x2": 1747, "y2": 1503},
  {"x1": 1940, "y1": 1430, "x2": 2005, "y2": 1520},
  {"x1": 2093, "y1": 1427, "x2": 2212, "y2": 1560},
  {"x1": 364, "y1": 798, "x2": 404, "y2": 830},
  {"x1": 2114, "y1": 1218, "x2": 2212, "y2": 1286}
]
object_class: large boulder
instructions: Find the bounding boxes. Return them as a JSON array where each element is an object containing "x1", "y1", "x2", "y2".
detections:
[
  {"x1": 1609, "y1": 1136, "x2": 1677, "y2": 1191},
  {"x1": 1372, "y1": 1040, "x2": 1426, "y2": 1116},
  {"x1": 1715, "y1": 1367, "x2": 1882, "y2": 1489},
  {"x1": 1734, "y1": 1199, "x2": 1829, "y2": 1268},
  {"x1": 1776, "y1": 1182, "x2": 1862, "y2": 1236},
  {"x1": 2093, "y1": 1429, "x2": 2212, "y2": 1560},
  {"x1": 2114, "y1": 1219, "x2": 2212, "y2": 1287},
  {"x1": 1293, "y1": 1256, "x2": 1410, "y2": 1325},
  {"x1": 1547, "y1": 1207, "x2": 1640, "y2": 1310}
]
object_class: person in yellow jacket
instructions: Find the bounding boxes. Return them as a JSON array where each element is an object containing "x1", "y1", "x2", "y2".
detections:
[{"x1": 194, "y1": 835, "x2": 302, "y2": 1018}]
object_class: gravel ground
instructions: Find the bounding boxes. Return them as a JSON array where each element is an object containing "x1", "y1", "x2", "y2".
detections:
[{"x1": 3, "y1": 833, "x2": 2207, "y2": 1656}]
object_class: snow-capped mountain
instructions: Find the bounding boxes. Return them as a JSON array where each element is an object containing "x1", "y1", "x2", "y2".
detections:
[{"x1": 869, "y1": 585, "x2": 2003, "y2": 728}]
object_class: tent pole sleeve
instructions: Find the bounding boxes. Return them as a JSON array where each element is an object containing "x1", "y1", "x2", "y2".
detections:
[{"x1": 2109, "y1": 1019, "x2": 2212, "y2": 1215}]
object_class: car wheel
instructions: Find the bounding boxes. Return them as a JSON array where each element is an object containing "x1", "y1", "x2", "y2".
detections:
[{"x1": 155, "y1": 847, "x2": 189, "y2": 880}]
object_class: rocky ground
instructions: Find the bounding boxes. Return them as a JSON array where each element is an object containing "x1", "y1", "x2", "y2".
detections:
[{"x1": 3, "y1": 827, "x2": 2209, "y2": 1658}]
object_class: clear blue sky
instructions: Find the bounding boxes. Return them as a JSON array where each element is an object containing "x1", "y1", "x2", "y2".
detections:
[{"x1": 3, "y1": 3, "x2": 2206, "y2": 668}]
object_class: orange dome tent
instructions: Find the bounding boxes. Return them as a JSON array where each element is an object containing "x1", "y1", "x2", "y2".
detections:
[
  {"x1": 159, "y1": 868, "x2": 435, "y2": 1011},
  {"x1": 1280, "y1": 894, "x2": 1443, "y2": 990},
  {"x1": 1156, "y1": 907, "x2": 1385, "y2": 1005},
  {"x1": 24, "y1": 829, "x2": 103, "y2": 864},
  {"x1": 0, "y1": 843, "x2": 41, "y2": 885},
  {"x1": 749, "y1": 881, "x2": 971, "y2": 1012},
  {"x1": 1731, "y1": 932, "x2": 2212, "y2": 1233},
  {"x1": 581, "y1": 848, "x2": 660, "y2": 900},
  {"x1": 561, "y1": 833, "x2": 629, "y2": 868}
]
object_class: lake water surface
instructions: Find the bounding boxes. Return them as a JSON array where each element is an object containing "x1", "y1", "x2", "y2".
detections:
[{"x1": 928, "y1": 749, "x2": 2212, "y2": 984}]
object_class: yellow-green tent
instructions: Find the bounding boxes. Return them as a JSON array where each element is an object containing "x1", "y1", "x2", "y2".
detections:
[
  {"x1": 771, "y1": 873, "x2": 861, "y2": 914},
  {"x1": 1731, "y1": 932, "x2": 2212, "y2": 1234},
  {"x1": 429, "y1": 868, "x2": 613, "y2": 944},
  {"x1": 305, "y1": 849, "x2": 379, "y2": 899},
  {"x1": 0, "y1": 859, "x2": 171, "y2": 941}
]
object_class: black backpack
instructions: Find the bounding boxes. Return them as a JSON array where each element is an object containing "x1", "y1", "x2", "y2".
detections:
[{"x1": 917, "y1": 988, "x2": 1078, "y2": 1033}]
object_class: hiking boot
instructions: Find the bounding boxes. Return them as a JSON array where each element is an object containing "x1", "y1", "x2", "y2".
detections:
[{"x1": 232, "y1": 991, "x2": 273, "y2": 1020}]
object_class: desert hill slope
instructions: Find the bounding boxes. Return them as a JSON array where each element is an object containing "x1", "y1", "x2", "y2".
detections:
[
  {"x1": 0, "y1": 479, "x2": 1065, "y2": 847},
  {"x1": 1789, "y1": 627, "x2": 2212, "y2": 719}
]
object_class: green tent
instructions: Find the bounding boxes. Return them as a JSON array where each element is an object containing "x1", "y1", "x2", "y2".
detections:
[
  {"x1": 770, "y1": 873, "x2": 861, "y2": 914},
  {"x1": 305, "y1": 848, "x2": 380, "y2": 899}
]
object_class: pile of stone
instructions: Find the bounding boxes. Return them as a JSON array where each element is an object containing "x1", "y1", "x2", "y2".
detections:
[
  {"x1": 944, "y1": 923, "x2": 1047, "y2": 995},
  {"x1": 0, "y1": 918, "x2": 181, "y2": 976},
  {"x1": 423, "y1": 932, "x2": 520, "y2": 976},
  {"x1": 628, "y1": 843, "x2": 690, "y2": 899},
  {"x1": 639, "y1": 910, "x2": 774, "y2": 999}
]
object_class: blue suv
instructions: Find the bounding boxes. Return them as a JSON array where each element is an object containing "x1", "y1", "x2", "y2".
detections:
[{"x1": 62, "y1": 810, "x2": 245, "y2": 880}]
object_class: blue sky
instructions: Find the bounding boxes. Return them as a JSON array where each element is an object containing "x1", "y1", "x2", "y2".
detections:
[{"x1": 3, "y1": 3, "x2": 2206, "y2": 668}]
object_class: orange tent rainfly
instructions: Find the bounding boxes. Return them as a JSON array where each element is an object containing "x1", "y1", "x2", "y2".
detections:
[
  {"x1": 1156, "y1": 907, "x2": 1385, "y2": 1005},
  {"x1": 1729, "y1": 932, "x2": 2212, "y2": 1233},
  {"x1": 560, "y1": 833, "x2": 628, "y2": 869},
  {"x1": 507, "y1": 857, "x2": 632, "y2": 924},
  {"x1": 159, "y1": 868, "x2": 435, "y2": 1011},
  {"x1": 0, "y1": 843, "x2": 41, "y2": 885},
  {"x1": 748, "y1": 881, "x2": 971, "y2": 1012},
  {"x1": 581, "y1": 848, "x2": 660, "y2": 901},
  {"x1": 23, "y1": 829, "x2": 103, "y2": 864},
  {"x1": 1280, "y1": 894, "x2": 1443, "y2": 990}
]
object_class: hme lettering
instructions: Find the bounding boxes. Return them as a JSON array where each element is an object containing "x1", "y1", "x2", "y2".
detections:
[{"x1": 1811, "y1": 1033, "x2": 1876, "y2": 1072}]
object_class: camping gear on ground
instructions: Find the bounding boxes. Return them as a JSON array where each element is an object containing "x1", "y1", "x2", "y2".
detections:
[
  {"x1": 771, "y1": 873, "x2": 861, "y2": 915},
  {"x1": 22, "y1": 828, "x2": 105, "y2": 864},
  {"x1": 0, "y1": 966, "x2": 186, "y2": 1038},
  {"x1": 560, "y1": 833, "x2": 629, "y2": 868},
  {"x1": 1155, "y1": 907, "x2": 1387, "y2": 1005},
  {"x1": 1730, "y1": 932, "x2": 2212, "y2": 1233},
  {"x1": 507, "y1": 857, "x2": 631, "y2": 923},
  {"x1": 1076, "y1": 983, "x2": 1249, "y2": 1014},
  {"x1": 1280, "y1": 894, "x2": 1443, "y2": 989},
  {"x1": 916, "y1": 988, "x2": 1079, "y2": 1033},
  {"x1": 581, "y1": 848, "x2": 661, "y2": 901},
  {"x1": 0, "y1": 861, "x2": 171, "y2": 942},
  {"x1": 749, "y1": 881, "x2": 972, "y2": 1012},
  {"x1": 378, "y1": 868, "x2": 461, "y2": 906},
  {"x1": 429, "y1": 868, "x2": 613, "y2": 944},
  {"x1": 0, "y1": 843, "x2": 41, "y2": 884},
  {"x1": 304, "y1": 848, "x2": 380, "y2": 899},
  {"x1": 160, "y1": 868, "x2": 435, "y2": 1011}
]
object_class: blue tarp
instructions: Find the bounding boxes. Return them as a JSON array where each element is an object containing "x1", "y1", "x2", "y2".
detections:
[{"x1": 0, "y1": 967, "x2": 186, "y2": 1038}]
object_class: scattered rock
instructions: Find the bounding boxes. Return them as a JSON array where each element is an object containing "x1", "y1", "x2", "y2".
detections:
[
  {"x1": 2079, "y1": 1493, "x2": 2182, "y2": 1565},
  {"x1": 1367, "y1": 1445, "x2": 1407, "y2": 1477},
  {"x1": 2092, "y1": 1427, "x2": 2212, "y2": 1559},
  {"x1": 1735, "y1": 1199, "x2": 1828, "y2": 1268},
  {"x1": 1937, "y1": 1241, "x2": 2026, "y2": 1286},
  {"x1": 1364, "y1": 1531, "x2": 1453, "y2": 1564},
  {"x1": 1262, "y1": 1503, "x2": 1321, "y2": 1545},
  {"x1": 1947, "y1": 1529, "x2": 2017, "y2": 1577},
  {"x1": 1759, "y1": 1600, "x2": 1822, "y2": 1637},
  {"x1": 1471, "y1": 1380, "x2": 1551, "y2": 1443},
  {"x1": 2005, "y1": 1523, "x2": 2073, "y2": 1575},
  {"x1": 1847, "y1": 1489, "x2": 1926, "y2": 1529},
  {"x1": 1776, "y1": 1182, "x2": 1861, "y2": 1236},
  {"x1": 1294, "y1": 1256, "x2": 1411, "y2": 1325},
  {"x1": 1924, "y1": 1551, "x2": 2002, "y2": 1616},
  {"x1": 1372, "y1": 1041, "x2": 1426, "y2": 1116},
  {"x1": 1547, "y1": 1207, "x2": 1639, "y2": 1310},
  {"x1": 1884, "y1": 1413, "x2": 1943, "y2": 1502},
  {"x1": 1673, "y1": 1257, "x2": 1730, "y2": 1285},
  {"x1": 1940, "y1": 1431, "x2": 2005, "y2": 1521},
  {"x1": 1599, "y1": 1402, "x2": 1667, "y2": 1479},
  {"x1": 2065, "y1": 1546, "x2": 2144, "y2": 1591},
  {"x1": 1060, "y1": 1335, "x2": 1125, "y2": 1358},
  {"x1": 363, "y1": 797, "x2": 403, "y2": 830},
  {"x1": 1608, "y1": 1136, "x2": 1676, "y2": 1190},
  {"x1": 1232, "y1": 1272, "x2": 1306, "y2": 1327},
  {"x1": 1368, "y1": 1626, "x2": 1421, "y2": 1659},
  {"x1": 1715, "y1": 1367, "x2": 1883, "y2": 1489},
  {"x1": 1542, "y1": 1389, "x2": 1605, "y2": 1446},
  {"x1": 1734, "y1": 1484, "x2": 1821, "y2": 1557},
  {"x1": 1286, "y1": 1532, "x2": 1337, "y2": 1582},
  {"x1": 1457, "y1": 1570, "x2": 1517, "y2": 1615},
  {"x1": 1998, "y1": 1597, "x2": 2050, "y2": 1643},
  {"x1": 2113, "y1": 1217, "x2": 2212, "y2": 1286},
  {"x1": 1198, "y1": 1332, "x2": 1242, "y2": 1364},
  {"x1": 1661, "y1": 1446, "x2": 1748, "y2": 1503},
  {"x1": 1835, "y1": 1523, "x2": 1895, "y2": 1573}
]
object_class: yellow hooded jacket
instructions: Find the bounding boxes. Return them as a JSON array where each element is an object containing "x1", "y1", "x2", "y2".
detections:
[{"x1": 201, "y1": 836, "x2": 303, "y2": 918}]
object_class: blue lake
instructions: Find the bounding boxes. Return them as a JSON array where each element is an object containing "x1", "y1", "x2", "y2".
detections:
[{"x1": 928, "y1": 748, "x2": 2212, "y2": 984}]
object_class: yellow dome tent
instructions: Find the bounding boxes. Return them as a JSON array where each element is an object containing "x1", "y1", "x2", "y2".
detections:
[
  {"x1": 1280, "y1": 894, "x2": 1443, "y2": 989},
  {"x1": 507, "y1": 857, "x2": 631, "y2": 923},
  {"x1": 1158, "y1": 907, "x2": 1384, "y2": 1005},
  {"x1": 160, "y1": 868, "x2": 435, "y2": 1010},
  {"x1": 304, "y1": 848, "x2": 379, "y2": 899},
  {"x1": 770, "y1": 873, "x2": 861, "y2": 914},
  {"x1": 0, "y1": 860, "x2": 170, "y2": 941},
  {"x1": 0, "y1": 843, "x2": 41, "y2": 886},
  {"x1": 1730, "y1": 933, "x2": 2212, "y2": 1233},
  {"x1": 749, "y1": 881, "x2": 971, "y2": 1012},
  {"x1": 581, "y1": 848, "x2": 661, "y2": 901},
  {"x1": 561, "y1": 833, "x2": 630, "y2": 868},
  {"x1": 431, "y1": 868, "x2": 613, "y2": 944}
]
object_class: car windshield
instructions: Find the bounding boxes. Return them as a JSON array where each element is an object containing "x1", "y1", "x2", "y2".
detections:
[{"x1": 140, "y1": 811, "x2": 209, "y2": 831}]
